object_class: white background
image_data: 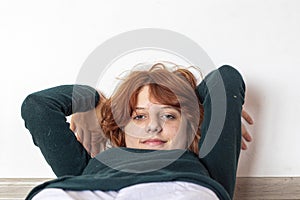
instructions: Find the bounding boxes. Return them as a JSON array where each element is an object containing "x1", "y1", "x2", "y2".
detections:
[{"x1": 1, "y1": 0, "x2": 300, "y2": 178}]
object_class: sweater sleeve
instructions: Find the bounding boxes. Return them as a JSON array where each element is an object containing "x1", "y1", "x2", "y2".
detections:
[
  {"x1": 196, "y1": 65, "x2": 245, "y2": 198},
  {"x1": 21, "y1": 85, "x2": 100, "y2": 177}
]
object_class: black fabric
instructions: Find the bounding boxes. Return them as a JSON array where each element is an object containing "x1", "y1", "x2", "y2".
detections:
[{"x1": 21, "y1": 65, "x2": 245, "y2": 200}]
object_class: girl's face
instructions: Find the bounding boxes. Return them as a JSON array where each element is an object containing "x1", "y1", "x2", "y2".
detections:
[{"x1": 124, "y1": 86, "x2": 189, "y2": 150}]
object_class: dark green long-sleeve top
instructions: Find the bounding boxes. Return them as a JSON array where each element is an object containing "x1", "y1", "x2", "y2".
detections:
[{"x1": 21, "y1": 65, "x2": 245, "y2": 200}]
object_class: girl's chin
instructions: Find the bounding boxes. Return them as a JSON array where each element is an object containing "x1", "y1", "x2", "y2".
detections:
[{"x1": 139, "y1": 143, "x2": 168, "y2": 150}]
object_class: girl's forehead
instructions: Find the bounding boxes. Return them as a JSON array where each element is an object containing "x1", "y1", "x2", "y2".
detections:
[
  {"x1": 135, "y1": 102, "x2": 174, "y2": 110},
  {"x1": 136, "y1": 86, "x2": 158, "y2": 104},
  {"x1": 135, "y1": 85, "x2": 180, "y2": 110}
]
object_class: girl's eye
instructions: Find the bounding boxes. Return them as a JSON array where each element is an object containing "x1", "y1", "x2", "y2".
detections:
[
  {"x1": 133, "y1": 115, "x2": 147, "y2": 120},
  {"x1": 161, "y1": 114, "x2": 176, "y2": 120}
]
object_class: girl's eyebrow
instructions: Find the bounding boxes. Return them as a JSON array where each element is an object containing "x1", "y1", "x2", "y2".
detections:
[
  {"x1": 161, "y1": 106, "x2": 174, "y2": 109},
  {"x1": 135, "y1": 106, "x2": 175, "y2": 110},
  {"x1": 135, "y1": 107, "x2": 145, "y2": 110}
]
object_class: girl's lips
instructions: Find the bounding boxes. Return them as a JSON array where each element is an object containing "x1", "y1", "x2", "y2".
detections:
[{"x1": 141, "y1": 139, "x2": 167, "y2": 146}]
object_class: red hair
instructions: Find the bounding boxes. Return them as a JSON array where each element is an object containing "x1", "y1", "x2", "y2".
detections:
[{"x1": 97, "y1": 63, "x2": 203, "y2": 155}]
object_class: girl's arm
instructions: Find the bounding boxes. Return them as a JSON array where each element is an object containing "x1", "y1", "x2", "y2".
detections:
[
  {"x1": 196, "y1": 65, "x2": 246, "y2": 198},
  {"x1": 21, "y1": 85, "x2": 100, "y2": 177}
]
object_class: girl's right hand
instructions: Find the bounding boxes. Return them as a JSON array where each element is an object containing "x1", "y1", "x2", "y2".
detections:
[{"x1": 70, "y1": 108, "x2": 107, "y2": 157}]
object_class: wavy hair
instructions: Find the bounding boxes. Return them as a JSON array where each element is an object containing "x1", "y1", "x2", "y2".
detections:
[{"x1": 97, "y1": 63, "x2": 204, "y2": 155}]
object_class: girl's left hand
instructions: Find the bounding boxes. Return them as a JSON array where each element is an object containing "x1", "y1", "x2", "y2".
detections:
[{"x1": 241, "y1": 109, "x2": 254, "y2": 150}]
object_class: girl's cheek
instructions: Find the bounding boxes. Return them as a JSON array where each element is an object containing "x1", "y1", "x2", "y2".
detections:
[{"x1": 164, "y1": 125, "x2": 180, "y2": 137}]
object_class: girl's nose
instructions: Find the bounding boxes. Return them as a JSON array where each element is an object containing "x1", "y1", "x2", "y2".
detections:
[{"x1": 145, "y1": 116, "x2": 162, "y2": 134}]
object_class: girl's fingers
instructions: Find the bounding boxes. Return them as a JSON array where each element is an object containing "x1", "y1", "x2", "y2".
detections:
[
  {"x1": 242, "y1": 109, "x2": 254, "y2": 124},
  {"x1": 242, "y1": 123, "x2": 252, "y2": 142},
  {"x1": 90, "y1": 143, "x2": 100, "y2": 158},
  {"x1": 76, "y1": 128, "x2": 83, "y2": 142},
  {"x1": 83, "y1": 130, "x2": 91, "y2": 154},
  {"x1": 241, "y1": 139, "x2": 247, "y2": 150},
  {"x1": 70, "y1": 119, "x2": 76, "y2": 132}
]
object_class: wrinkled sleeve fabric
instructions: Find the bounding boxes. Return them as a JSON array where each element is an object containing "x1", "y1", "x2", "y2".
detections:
[
  {"x1": 21, "y1": 85, "x2": 100, "y2": 177},
  {"x1": 196, "y1": 65, "x2": 245, "y2": 198}
]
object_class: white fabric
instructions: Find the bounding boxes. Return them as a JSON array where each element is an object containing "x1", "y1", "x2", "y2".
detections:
[{"x1": 32, "y1": 181, "x2": 219, "y2": 200}]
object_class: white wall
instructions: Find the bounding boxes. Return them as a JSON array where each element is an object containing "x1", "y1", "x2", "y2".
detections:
[{"x1": 1, "y1": 0, "x2": 299, "y2": 178}]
